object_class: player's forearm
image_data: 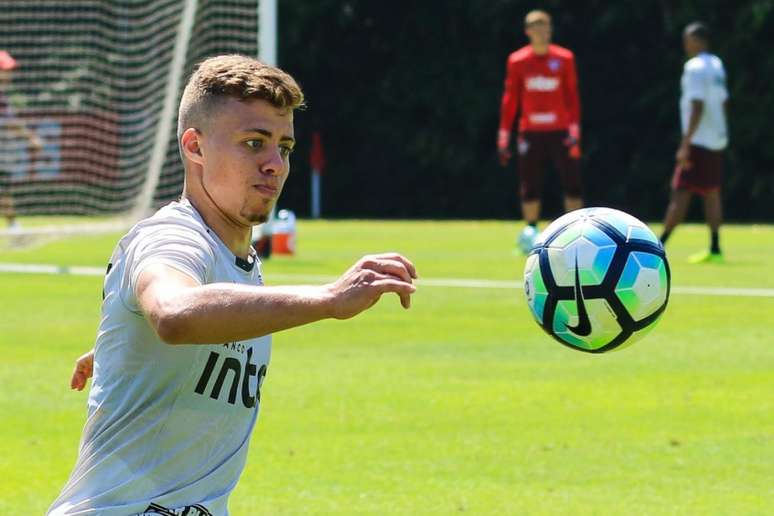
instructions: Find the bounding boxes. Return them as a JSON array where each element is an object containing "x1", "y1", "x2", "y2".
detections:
[
  {"x1": 498, "y1": 96, "x2": 518, "y2": 147},
  {"x1": 683, "y1": 100, "x2": 704, "y2": 141},
  {"x1": 148, "y1": 283, "x2": 334, "y2": 344}
]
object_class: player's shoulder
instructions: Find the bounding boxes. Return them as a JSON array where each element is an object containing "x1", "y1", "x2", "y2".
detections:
[
  {"x1": 548, "y1": 44, "x2": 575, "y2": 60},
  {"x1": 685, "y1": 53, "x2": 717, "y2": 72},
  {"x1": 131, "y1": 200, "x2": 216, "y2": 249},
  {"x1": 706, "y1": 53, "x2": 725, "y2": 69},
  {"x1": 508, "y1": 45, "x2": 533, "y2": 64}
]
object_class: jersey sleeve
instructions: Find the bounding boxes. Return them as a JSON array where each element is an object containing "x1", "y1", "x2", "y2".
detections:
[
  {"x1": 563, "y1": 53, "x2": 581, "y2": 127},
  {"x1": 683, "y1": 62, "x2": 708, "y2": 102},
  {"x1": 498, "y1": 57, "x2": 521, "y2": 148},
  {"x1": 126, "y1": 223, "x2": 215, "y2": 304}
]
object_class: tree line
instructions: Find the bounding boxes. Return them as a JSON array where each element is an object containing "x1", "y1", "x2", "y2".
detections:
[{"x1": 278, "y1": 0, "x2": 774, "y2": 221}]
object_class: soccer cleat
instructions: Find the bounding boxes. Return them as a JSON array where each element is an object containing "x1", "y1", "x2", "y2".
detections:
[
  {"x1": 517, "y1": 225, "x2": 539, "y2": 255},
  {"x1": 687, "y1": 250, "x2": 723, "y2": 264}
]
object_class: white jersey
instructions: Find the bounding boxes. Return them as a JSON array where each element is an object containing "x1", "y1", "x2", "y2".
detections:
[
  {"x1": 49, "y1": 200, "x2": 270, "y2": 516},
  {"x1": 680, "y1": 51, "x2": 729, "y2": 150}
]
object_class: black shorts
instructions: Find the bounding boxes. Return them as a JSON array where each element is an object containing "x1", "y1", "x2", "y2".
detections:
[
  {"x1": 671, "y1": 144, "x2": 724, "y2": 195},
  {"x1": 516, "y1": 130, "x2": 582, "y2": 201}
]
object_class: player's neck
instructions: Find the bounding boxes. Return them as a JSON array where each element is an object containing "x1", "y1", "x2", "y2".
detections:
[
  {"x1": 531, "y1": 42, "x2": 550, "y2": 55},
  {"x1": 183, "y1": 191, "x2": 252, "y2": 259}
]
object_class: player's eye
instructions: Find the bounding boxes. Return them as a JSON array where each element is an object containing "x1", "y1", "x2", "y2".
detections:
[
  {"x1": 245, "y1": 139, "x2": 264, "y2": 150},
  {"x1": 279, "y1": 145, "x2": 294, "y2": 158}
]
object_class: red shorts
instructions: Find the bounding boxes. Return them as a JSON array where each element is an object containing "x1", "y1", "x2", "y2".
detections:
[
  {"x1": 516, "y1": 130, "x2": 582, "y2": 201},
  {"x1": 671, "y1": 144, "x2": 724, "y2": 195}
]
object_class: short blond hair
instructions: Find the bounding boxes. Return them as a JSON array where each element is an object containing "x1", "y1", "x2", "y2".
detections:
[
  {"x1": 177, "y1": 54, "x2": 305, "y2": 138},
  {"x1": 524, "y1": 10, "x2": 551, "y2": 27}
]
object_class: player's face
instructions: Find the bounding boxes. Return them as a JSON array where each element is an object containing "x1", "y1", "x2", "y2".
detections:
[
  {"x1": 525, "y1": 20, "x2": 552, "y2": 46},
  {"x1": 199, "y1": 97, "x2": 294, "y2": 225},
  {"x1": 683, "y1": 34, "x2": 701, "y2": 57}
]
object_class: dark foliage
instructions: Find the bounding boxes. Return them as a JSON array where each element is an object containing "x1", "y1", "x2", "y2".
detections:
[{"x1": 278, "y1": 0, "x2": 774, "y2": 221}]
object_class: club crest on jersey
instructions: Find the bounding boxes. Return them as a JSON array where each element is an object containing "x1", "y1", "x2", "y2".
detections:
[{"x1": 548, "y1": 58, "x2": 561, "y2": 72}]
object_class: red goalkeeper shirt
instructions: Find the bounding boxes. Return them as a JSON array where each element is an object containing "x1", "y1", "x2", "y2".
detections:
[{"x1": 498, "y1": 44, "x2": 580, "y2": 147}]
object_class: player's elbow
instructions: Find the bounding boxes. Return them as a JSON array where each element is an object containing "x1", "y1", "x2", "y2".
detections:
[
  {"x1": 154, "y1": 317, "x2": 188, "y2": 345},
  {"x1": 148, "y1": 303, "x2": 193, "y2": 345}
]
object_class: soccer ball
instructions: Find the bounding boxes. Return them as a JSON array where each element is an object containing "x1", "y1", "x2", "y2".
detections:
[
  {"x1": 517, "y1": 225, "x2": 539, "y2": 255},
  {"x1": 523, "y1": 207, "x2": 670, "y2": 353}
]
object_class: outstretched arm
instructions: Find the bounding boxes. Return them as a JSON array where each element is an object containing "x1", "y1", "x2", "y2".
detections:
[
  {"x1": 137, "y1": 252, "x2": 417, "y2": 345},
  {"x1": 68, "y1": 252, "x2": 418, "y2": 387}
]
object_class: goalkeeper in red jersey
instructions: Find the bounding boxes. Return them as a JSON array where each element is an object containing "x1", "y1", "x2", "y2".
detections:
[{"x1": 497, "y1": 10, "x2": 583, "y2": 253}]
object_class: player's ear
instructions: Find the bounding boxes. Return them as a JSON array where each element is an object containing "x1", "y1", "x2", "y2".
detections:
[{"x1": 181, "y1": 127, "x2": 204, "y2": 164}]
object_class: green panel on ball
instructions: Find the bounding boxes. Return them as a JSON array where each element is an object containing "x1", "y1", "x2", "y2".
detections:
[
  {"x1": 524, "y1": 254, "x2": 549, "y2": 324},
  {"x1": 615, "y1": 251, "x2": 669, "y2": 322},
  {"x1": 550, "y1": 223, "x2": 583, "y2": 248},
  {"x1": 552, "y1": 298, "x2": 623, "y2": 351}
]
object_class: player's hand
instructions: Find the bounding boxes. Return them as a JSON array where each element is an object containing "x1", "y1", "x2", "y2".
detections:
[
  {"x1": 325, "y1": 253, "x2": 418, "y2": 319},
  {"x1": 497, "y1": 129, "x2": 511, "y2": 167},
  {"x1": 498, "y1": 146, "x2": 512, "y2": 167},
  {"x1": 564, "y1": 123, "x2": 581, "y2": 159},
  {"x1": 676, "y1": 140, "x2": 691, "y2": 169},
  {"x1": 70, "y1": 349, "x2": 95, "y2": 391}
]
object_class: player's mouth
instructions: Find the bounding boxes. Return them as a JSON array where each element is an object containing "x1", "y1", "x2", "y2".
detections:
[{"x1": 253, "y1": 184, "x2": 278, "y2": 197}]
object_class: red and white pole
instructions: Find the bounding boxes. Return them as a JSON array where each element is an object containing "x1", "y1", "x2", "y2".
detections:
[{"x1": 310, "y1": 131, "x2": 325, "y2": 219}]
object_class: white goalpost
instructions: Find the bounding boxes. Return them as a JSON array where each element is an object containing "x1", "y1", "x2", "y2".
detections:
[
  {"x1": 131, "y1": 0, "x2": 199, "y2": 221},
  {"x1": 0, "y1": 0, "x2": 269, "y2": 247}
]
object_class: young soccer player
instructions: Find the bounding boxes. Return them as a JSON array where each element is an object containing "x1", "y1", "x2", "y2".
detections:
[
  {"x1": 497, "y1": 10, "x2": 582, "y2": 253},
  {"x1": 49, "y1": 55, "x2": 417, "y2": 515},
  {"x1": 660, "y1": 22, "x2": 729, "y2": 263}
]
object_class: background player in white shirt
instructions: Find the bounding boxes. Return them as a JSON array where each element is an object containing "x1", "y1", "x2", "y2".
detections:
[
  {"x1": 50, "y1": 55, "x2": 417, "y2": 516},
  {"x1": 660, "y1": 22, "x2": 729, "y2": 263}
]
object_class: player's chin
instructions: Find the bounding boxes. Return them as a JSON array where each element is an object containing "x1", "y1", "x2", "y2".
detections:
[{"x1": 242, "y1": 204, "x2": 273, "y2": 225}]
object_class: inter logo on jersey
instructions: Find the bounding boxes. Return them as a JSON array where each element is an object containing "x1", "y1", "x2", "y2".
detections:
[
  {"x1": 194, "y1": 346, "x2": 266, "y2": 408},
  {"x1": 548, "y1": 58, "x2": 561, "y2": 72}
]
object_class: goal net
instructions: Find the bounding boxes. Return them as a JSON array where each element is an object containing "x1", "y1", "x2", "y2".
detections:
[{"x1": 0, "y1": 0, "x2": 263, "y2": 244}]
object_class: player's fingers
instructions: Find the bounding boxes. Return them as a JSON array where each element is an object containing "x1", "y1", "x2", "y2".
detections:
[
  {"x1": 361, "y1": 258, "x2": 414, "y2": 283},
  {"x1": 369, "y1": 253, "x2": 418, "y2": 279},
  {"x1": 372, "y1": 278, "x2": 416, "y2": 309},
  {"x1": 400, "y1": 290, "x2": 410, "y2": 309},
  {"x1": 71, "y1": 370, "x2": 85, "y2": 391}
]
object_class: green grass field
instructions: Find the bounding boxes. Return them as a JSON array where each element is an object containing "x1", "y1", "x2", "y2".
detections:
[{"x1": 1, "y1": 220, "x2": 772, "y2": 515}]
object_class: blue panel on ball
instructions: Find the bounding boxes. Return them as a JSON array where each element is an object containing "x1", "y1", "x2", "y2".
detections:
[
  {"x1": 628, "y1": 225, "x2": 660, "y2": 244},
  {"x1": 632, "y1": 251, "x2": 662, "y2": 269},
  {"x1": 617, "y1": 255, "x2": 640, "y2": 289}
]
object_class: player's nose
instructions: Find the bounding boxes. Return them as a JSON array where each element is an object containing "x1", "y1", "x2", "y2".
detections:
[{"x1": 259, "y1": 147, "x2": 285, "y2": 176}]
